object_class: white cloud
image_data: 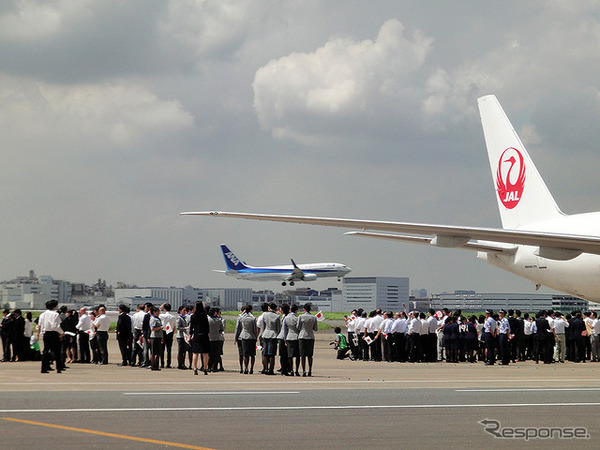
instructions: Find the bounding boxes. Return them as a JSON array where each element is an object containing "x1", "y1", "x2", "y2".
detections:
[
  {"x1": 0, "y1": 0, "x2": 93, "y2": 41},
  {"x1": 253, "y1": 19, "x2": 433, "y2": 143},
  {"x1": 159, "y1": 0, "x2": 260, "y2": 59},
  {"x1": 34, "y1": 80, "x2": 195, "y2": 150}
]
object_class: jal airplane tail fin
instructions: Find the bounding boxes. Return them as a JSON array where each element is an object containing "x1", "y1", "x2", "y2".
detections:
[
  {"x1": 220, "y1": 245, "x2": 248, "y2": 271},
  {"x1": 478, "y1": 95, "x2": 564, "y2": 229}
]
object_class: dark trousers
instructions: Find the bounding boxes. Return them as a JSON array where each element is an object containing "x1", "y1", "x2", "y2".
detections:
[
  {"x1": 370, "y1": 333, "x2": 381, "y2": 361},
  {"x1": 160, "y1": 332, "x2": 174, "y2": 367},
  {"x1": 408, "y1": 334, "x2": 420, "y2": 362},
  {"x1": 359, "y1": 335, "x2": 369, "y2": 361},
  {"x1": 279, "y1": 339, "x2": 289, "y2": 373},
  {"x1": 394, "y1": 333, "x2": 406, "y2": 362},
  {"x1": 498, "y1": 334, "x2": 510, "y2": 364},
  {"x1": 90, "y1": 337, "x2": 100, "y2": 363},
  {"x1": 42, "y1": 331, "x2": 64, "y2": 372},
  {"x1": 177, "y1": 337, "x2": 188, "y2": 368},
  {"x1": 383, "y1": 335, "x2": 393, "y2": 362},
  {"x1": 485, "y1": 332, "x2": 496, "y2": 364},
  {"x1": 131, "y1": 329, "x2": 143, "y2": 365},
  {"x1": 118, "y1": 335, "x2": 132, "y2": 365},
  {"x1": 575, "y1": 337, "x2": 586, "y2": 362},
  {"x1": 97, "y1": 331, "x2": 109, "y2": 364},
  {"x1": 78, "y1": 331, "x2": 90, "y2": 363},
  {"x1": 2, "y1": 335, "x2": 11, "y2": 361}
]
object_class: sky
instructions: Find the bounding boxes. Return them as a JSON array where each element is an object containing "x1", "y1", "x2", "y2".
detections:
[{"x1": 3, "y1": 0, "x2": 600, "y2": 295}]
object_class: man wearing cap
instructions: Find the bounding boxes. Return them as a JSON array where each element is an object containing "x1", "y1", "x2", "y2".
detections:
[
  {"x1": 498, "y1": 309, "x2": 511, "y2": 365},
  {"x1": 483, "y1": 309, "x2": 497, "y2": 365}
]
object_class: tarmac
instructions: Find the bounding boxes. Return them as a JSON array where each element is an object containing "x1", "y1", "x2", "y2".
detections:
[{"x1": 1, "y1": 331, "x2": 600, "y2": 449}]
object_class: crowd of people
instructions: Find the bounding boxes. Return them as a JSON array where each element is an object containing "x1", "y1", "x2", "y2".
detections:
[
  {"x1": 233, "y1": 302, "x2": 318, "y2": 377},
  {"x1": 340, "y1": 307, "x2": 600, "y2": 365},
  {"x1": 2, "y1": 299, "x2": 320, "y2": 377},
  {"x1": 5, "y1": 301, "x2": 599, "y2": 375}
]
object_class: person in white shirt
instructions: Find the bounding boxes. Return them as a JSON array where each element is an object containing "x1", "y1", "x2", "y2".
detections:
[
  {"x1": 391, "y1": 312, "x2": 408, "y2": 362},
  {"x1": 363, "y1": 311, "x2": 378, "y2": 361},
  {"x1": 437, "y1": 309, "x2": 450, "y2": 361},
  {"x1": 407, "y1": 312, "x2": 422, "y2": 362},
  {"x1": 345, "y1": 310, "x2": 359, "y2": 361},
  {"x1": 94, "y1": 307, "x2": 111, "y2": 365},
  {"x1": 425, "y1": 309, "x2": 438, "y2": 362},
  {"x1": 590, "y1": 312, "x2": 600, "y2": 362},
  {"x1": 130, "y1": 304, "x2": 146, "y2": 366},
  {"x1": 38, "y1": 300, "x2": 64, "y2": 374},
  {"x1": 159, "y1": 303, "x2": 177, "y2": 369},
  {"x1": 355, "y1": 311, "x2": 368, "y2": 361},
  {"x1": 76, "y1": 307, "x2": 91, "y2": 363},
  {"x1": 552, "y1": 311, "x2": 569, "y2": 363},
  {"x1": 370, "y1": 309, "x2": 384, "y2": 361},
  {"x1": 374, "y1": 312, "x2": 393, "y2": 362}
]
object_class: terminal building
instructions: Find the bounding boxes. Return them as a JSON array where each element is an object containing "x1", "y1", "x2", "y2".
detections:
[
  {"x1": 114, "y1": 286, "x2": 252, "y2": 311},
  {"x1": 0, "y1": 271, "x2": 70, "y2": 309},
  {"x1": 342, "y1": 277, "x2": 410, "y2": 312},
  {"x1": 431, "y1": 291, "x2": 588, "y2": 313}
]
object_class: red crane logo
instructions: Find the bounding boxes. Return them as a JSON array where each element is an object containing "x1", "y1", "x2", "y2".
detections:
[{"x1": 496, "y1": 147, "x2": 525, "y2": 209}]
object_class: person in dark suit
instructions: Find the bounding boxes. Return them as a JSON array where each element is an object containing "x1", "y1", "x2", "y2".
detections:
[
  {"x1": 142, "y1": 302, "x2": 152, "y2": 367},
  {"x1": 1, "y1": 309, "x2": 13, "y2": 362},
  {"x1": 190, "y1": 301, "x2": 211, "y2": 375},
  {"x1": 571, "y1": 312, "x2": 587, "y2": 363},
  {"x1": 535, "y1": 310, "x2": 552, "y2": 364},
  {"x1": 11, "y1": 309, "x2": 25, "y2": 361},
  {"x1": 116, "y1": 304, "x2": 133, "y2": 366}
]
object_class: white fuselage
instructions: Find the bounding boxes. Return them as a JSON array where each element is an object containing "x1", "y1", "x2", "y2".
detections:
[
  {"x1": 228, "y1": 262, "x2": 352, "y2": 282},
  {"x1": 478, "y1": 211, "x2": 600, "y2": 301}
]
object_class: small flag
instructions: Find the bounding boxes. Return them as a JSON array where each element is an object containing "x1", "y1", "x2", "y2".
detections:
[
  {"x1": 364, "y1": 336, "x2": 373, "y2": 345},
  {"x1": 315, "y1": 311, "x2": 325, "y2": 322},
  {"x1": 165, "y1": 323, "x2": 173, "y2": 334},
  {"x1": 435, "y1": 310, "x2": 443, "y2": 319}
]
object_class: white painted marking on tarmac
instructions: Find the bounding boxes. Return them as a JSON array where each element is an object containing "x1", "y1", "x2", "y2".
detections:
[
  {"x1": 2, "y1": 402, "x2": 600, "y2": 414},
  {"x1": 123, "y1": 391, "x2": 300, "y2": 396},
  {"x1": 0, "y1": 378, "x2": 596, "y2": 386},
  {"x1": 456, "y1": 388, "x2": 600, "y2": 392}
]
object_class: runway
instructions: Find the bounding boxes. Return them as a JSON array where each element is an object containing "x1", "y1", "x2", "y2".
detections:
[{"x1": 1, "y1": 335, "x2": 599, "y2": 448}]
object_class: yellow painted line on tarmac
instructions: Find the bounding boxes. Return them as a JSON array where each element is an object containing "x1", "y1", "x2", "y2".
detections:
[{"x1": 1, "y1": 417, "x2": 214, "y2": 450}]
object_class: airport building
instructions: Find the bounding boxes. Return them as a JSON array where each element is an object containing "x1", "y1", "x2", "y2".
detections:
[
  {"x1": 431, "y1": 291, "x2": 588, "y2": 313},
  {"x1": 0, "y1": 271, "x2": 70, "y2": 309},
  {"x1": 198, "y1": 288, "x2": 252, "y2": 310},
  {"x1": 283, "y1": 288, "x2": 343, "y2": 312},
  {"x1": 341, "y1": 277, "x2": 410, "y2": 312},
  {"x1": 114, "y1": 287, "x2": 184, "y2": 310}
]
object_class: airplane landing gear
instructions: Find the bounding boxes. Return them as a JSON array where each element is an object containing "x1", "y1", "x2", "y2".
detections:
[
  {"x1": 282, "y1": 281, "x2": 287, "y2": 286},
  {"x1": 290, "y1": 281, "x2": 295, "y2": 286}
]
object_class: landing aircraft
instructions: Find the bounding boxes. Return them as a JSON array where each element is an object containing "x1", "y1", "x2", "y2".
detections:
[
  {"x1": 182, "y1": 95, "x2": 600, "y2": 302},
  {"x1": 216, "y1": 244, "x2": 351, "y2": 286}
]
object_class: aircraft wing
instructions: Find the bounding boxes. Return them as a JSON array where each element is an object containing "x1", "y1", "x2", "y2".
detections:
[
  {"x1": 181, "y1": 211, "x2": 600, "y2": 257},
  {"x1": 344, "y1": 231, "x2": 518, "y2": 255}
]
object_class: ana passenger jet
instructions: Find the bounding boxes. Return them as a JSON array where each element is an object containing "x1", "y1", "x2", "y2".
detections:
[
  {"x1": 216, "y1": 244, "x2": 351, "y2": 286},
  {"x1": 182, "y1": 95, "x2": 600, "y2": 302}
]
